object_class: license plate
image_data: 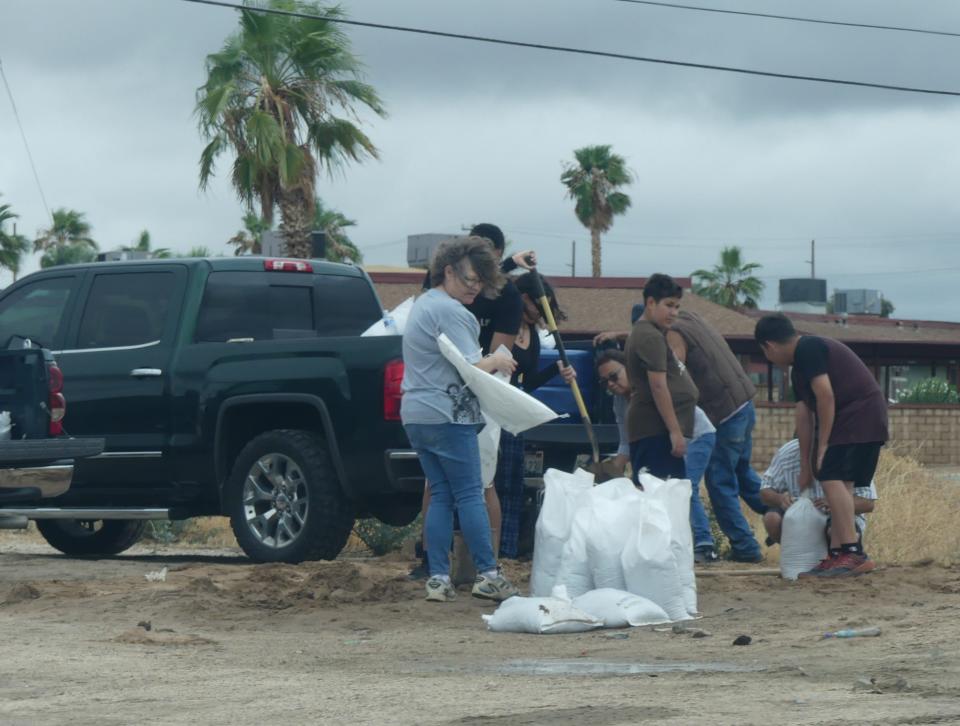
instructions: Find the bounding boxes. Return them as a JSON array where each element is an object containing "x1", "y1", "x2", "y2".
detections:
[{"x1": 524, "y1": 450, "x2": 544, "y2": 476}]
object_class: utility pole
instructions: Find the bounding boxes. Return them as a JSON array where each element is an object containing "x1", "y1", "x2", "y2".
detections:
[
  {"x1": 570, "y1": 240, "x2": 576, "y2": 277},
  {"x1": 806, "y1": 239, "x2": 816, "y2": 278}
]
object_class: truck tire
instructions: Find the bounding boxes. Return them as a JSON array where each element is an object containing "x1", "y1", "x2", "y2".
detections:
[
  {"x1": 36, "y1": 519, "x2": 146, "y2": 556},
  {"x1": 226, "y1": 429, "x2": 355, "y2": 563}
]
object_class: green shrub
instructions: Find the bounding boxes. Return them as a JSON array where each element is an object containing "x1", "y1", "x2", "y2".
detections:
[
  {"x1": 143, "y1": 520, "x2": 188, "y2": 544},
  {"x1": 897, "y1": 378, "x2": 959, "y2": 404},
  {"x1": 352, "y1": 516, "x2": 421, "y2": 556}
]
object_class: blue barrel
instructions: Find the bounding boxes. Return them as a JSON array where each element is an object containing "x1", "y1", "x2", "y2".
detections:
[{"x1": 529, "y1": 348, "x2": 595, "y2": 422}]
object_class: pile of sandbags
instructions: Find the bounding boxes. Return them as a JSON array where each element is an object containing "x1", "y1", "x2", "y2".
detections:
[{"x1": 508, "y1": 468, "x2": 698, "y2": 631}]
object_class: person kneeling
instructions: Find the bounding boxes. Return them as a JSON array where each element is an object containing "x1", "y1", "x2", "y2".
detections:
[{"x1": 759, "y1": 439, "x2": 877, "y2": 548}]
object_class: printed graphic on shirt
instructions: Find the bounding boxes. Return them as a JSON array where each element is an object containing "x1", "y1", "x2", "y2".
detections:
[{"x1": 446, "y1": 384, "x2": 482, "y2": 423}]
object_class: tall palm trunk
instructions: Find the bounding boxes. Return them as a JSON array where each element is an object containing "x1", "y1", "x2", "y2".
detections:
[
  {"x1": 278, "y1": 189, "x2": 313, "y2": 258},
  {"x1": 590, "y1": 227, "x2": 602, "y2": 277}
]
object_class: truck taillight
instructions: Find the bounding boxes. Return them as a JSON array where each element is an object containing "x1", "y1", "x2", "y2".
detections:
[
  {"x1": 264, "y1": 259, "x2": 313, "y2": 273},
  {"x1": 48, "y1": 363, "x2": 65, "y2": 436},
  {"x1": 383, "y1": 359, "x2": 404, "y2": 421}
]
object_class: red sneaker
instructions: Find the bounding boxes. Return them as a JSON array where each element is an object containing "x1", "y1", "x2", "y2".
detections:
[
  {"x1": 798, "y1": 555, "x2": 836, "y2": 578},
  {"x1": 820, "y1": 552, "x2": 876, "y2": 578}
]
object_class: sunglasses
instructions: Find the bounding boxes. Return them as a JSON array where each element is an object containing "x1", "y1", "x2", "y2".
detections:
[{"x1": 599, "y1": 369, "x2": 622, "y2": 385}]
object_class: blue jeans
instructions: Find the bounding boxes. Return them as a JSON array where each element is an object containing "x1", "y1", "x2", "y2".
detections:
[
  {"x1": 404, "y1": 423, "x2": 496, "y2": 577},
  {"x1": 685, "y1": 432, "x2": 716, "y2": 550},
  {"x1": 704, "y1": 402, "x2": 764, "y2": 558}
]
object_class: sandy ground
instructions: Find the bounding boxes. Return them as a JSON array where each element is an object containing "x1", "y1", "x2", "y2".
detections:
[{"x1": 2, "y1": 538, "x2": 960, "y2": 726}]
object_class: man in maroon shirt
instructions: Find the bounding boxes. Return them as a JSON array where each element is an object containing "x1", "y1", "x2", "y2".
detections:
[{"x1": 755, "y1": 314, "x2": 888, "y2": 578}]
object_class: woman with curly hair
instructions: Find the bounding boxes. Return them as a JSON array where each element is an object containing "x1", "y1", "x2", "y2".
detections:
[{"x1": 401, "y1": 236, "x2": 519, "y2": 602}]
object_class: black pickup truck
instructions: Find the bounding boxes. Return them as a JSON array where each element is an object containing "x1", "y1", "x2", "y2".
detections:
[
  {"x1": 0, "y1": 345, "x2": 103, "y2": 517},
  {"x1": 0, "y1": 258, "x2": 423, "y2": 562}
]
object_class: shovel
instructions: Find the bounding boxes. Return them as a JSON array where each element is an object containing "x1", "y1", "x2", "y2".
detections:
[{"x1": 528, "y1": 268, "x2": 600, "y2": 467}]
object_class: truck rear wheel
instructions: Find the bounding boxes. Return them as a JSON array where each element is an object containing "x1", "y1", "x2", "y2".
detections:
[
  {"x1": 36, "y1": 519, "x2": 146, "y2": 556},
  {"x1": 226, "y1": 429, "x2": 355, "y2": 563}
]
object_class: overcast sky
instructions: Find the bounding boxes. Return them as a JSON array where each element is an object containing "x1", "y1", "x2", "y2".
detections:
[{"x1": 2, "y1": 0, "x2": 960, "y2": 320}]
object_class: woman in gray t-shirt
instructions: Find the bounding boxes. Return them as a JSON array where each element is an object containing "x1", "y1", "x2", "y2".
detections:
[{"x1": 401, "y1": 237, "x2": 518, "y2": 603}]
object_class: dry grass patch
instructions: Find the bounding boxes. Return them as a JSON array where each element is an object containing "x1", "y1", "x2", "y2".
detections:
[{"x1": 864, "y1": 449, "x2": 960, "y2": 566}]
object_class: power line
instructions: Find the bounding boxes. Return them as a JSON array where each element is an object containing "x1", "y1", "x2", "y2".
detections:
[
  {"x1": 0, "y1": 57, "x2": 52, "y2": 224},
  {"x1": 756, "y1": 266, "x2": 960, "y2": 280},
  {"x1": 510, "y1": 227, "x2": 960, "y2": 249},
  {"x1": 614, "y1": 0, "x2": 960, "y2": 39},
  {"x1": 179, "y1": 0, "x2": 960, "y2": 98}
]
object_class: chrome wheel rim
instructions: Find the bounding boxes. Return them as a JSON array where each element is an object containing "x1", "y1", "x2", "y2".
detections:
[{"x1": 242, "y1": 453, "x2": 308, "y2": 549}]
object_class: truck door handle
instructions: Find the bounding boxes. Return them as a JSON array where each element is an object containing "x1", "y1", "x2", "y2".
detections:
[{"x1": 130, "y1": 368, "x2": 163, "y2": 377}]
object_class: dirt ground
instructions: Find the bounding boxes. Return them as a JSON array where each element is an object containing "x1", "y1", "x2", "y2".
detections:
[{"x1": 2, "y1": 538, "x2": 960, "y2": 726}]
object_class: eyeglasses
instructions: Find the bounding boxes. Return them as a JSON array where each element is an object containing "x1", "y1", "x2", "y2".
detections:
[
  {"x1": 599, "y1": 369, "x2": 623, "y2": 386},
  {"x1": 455, "y1": 267, "x2": 482, "y2": 290}
]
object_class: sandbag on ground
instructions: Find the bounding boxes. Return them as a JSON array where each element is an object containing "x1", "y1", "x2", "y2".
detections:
[
  {"x1": 780, "y1": 496, "x2": 829, "y2": 581},
  {"x1": 573, "y1": 588, "x2": 671, "y2": 628},
  {"x1": 482, "y1": 586, "x2": 603, "y2": 634}
]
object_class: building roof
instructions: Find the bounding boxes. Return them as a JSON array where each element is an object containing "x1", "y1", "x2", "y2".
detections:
[
  {"x1": 367, "y1": 270, "x2": 959, "y2": 351},
  {"x1": 742, "y1": 309, "x2": 960, "y2": 345},
  {"x1": 368, "y1": 271, "x2": 754, "y2": 338}
]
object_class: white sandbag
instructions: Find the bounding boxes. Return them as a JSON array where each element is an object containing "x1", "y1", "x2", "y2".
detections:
[
  {"x1": 482, "y1": 585, "x2": 603, "y2": 634},
  {"x1": 554, "y1": 513, "x2": 593, "y2": 598},
  {"x1": 530, "y1": 468, "x2": 595, "y2": 596},
  {"x1": 361, "y1": 316, "x2": 397, "y2": 337},
  {"x1": 477, "y1": 414, "x2": 501, "y2": 486},
  {"x1": 661, "y1": 478, "x2": 698, "y2": 616},
  {"x1": 621, "y1": 502, "x2": 688, "y2": 622},
  {"x1": 780, "y1": 496, "x2": 829, "y2": 581},
  {"x1": 583, "y1": 479, "x2": 643, "y2": 591},
  {"x1": 538, "y1": 326, "x2": 556, "y2": 350},
  {"x1": 638, "y1": 472, "x2": 697, "y2": 616},
  {"x1": 437, "y1": 333, "x2": 561, "y2": 435},
  {"x1": 389, "y1": 296, "x2": 414, "y2": 334},
  {"x1": 573, "y1": 588, "x2": 672, "y2": 628},
  {"x1": 361, "y1": 296, "x2": 415, "y2": 337}
]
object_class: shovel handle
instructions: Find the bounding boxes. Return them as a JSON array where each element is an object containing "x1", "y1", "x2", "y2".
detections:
[{"x1": 528, "y1": 269, "x2": 600, "y2": 464}]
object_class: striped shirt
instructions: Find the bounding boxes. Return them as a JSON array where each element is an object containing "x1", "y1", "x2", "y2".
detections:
[{"x1": 761, "y1": 439, "x2": 878, "y2": 532}]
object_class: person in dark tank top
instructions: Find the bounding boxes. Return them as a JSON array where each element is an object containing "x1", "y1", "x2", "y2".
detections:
[{"x1": 755, "y1": 313, "x2": 888, "y2": 579}]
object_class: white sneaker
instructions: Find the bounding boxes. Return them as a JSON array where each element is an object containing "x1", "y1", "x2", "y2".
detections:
[
  {"x1": 471, "y1": 569, "x2": 518, "y2": 601},
  {"x1": 425, "y1": 577, "x2": 456, "y2": 602}
]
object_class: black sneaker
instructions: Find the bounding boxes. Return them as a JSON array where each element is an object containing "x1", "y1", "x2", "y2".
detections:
[
  {"x1": 728, "y1": 550, "x2": 764, "y2": 564},
  {"x1": 694, "y1": 546, "x2": 720, "y2": 564},
  {"x1": 406, "y1": 559, "x2": 429, "y2": 581}
]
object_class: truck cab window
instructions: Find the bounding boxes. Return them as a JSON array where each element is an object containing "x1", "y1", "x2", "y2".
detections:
[
  {"x1": 0, "y1": 277, "x2": 75, "y2": 348},
  {"x1": 76, "y1": 272, "x2": 175, "y2": 349}
]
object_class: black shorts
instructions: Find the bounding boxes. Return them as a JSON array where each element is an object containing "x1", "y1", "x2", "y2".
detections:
[{"x1": 817, "y1": 442, "x2": 883, "y2": 488}]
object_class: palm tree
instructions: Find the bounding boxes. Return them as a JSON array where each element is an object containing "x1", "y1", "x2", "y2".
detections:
[
  {"x1": 124, "y1": 229, "x2": 171, "y2": 259},
  {"x1": 34, "y1": 208, "x2": 98, "y2": 269},
  {"x1": 0, "y1": 197, "x2": 30, "y2": 280},
  {"x1": 196, "y1": 0, "x2": 386, "y2": 259},
  {"x1": 560, "y1": 145, "x2": 633, "y2": 277},
  {"x1": 40, "y1": 244, "x2": 97, "y2": 269},
  {"x1": 692, "y1": 246, "x2": 765, "y2": 309},
  {"x1": 313, "y1": 198, "x2": 361, "y2": 263},
  {"x1": 228, "y1": 211, "x2": 271, "y2": 256}
]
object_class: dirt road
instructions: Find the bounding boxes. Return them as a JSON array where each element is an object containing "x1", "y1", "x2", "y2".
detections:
[{"x1": 2, "y1": 540, "x2": 959, "y2": 726}]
